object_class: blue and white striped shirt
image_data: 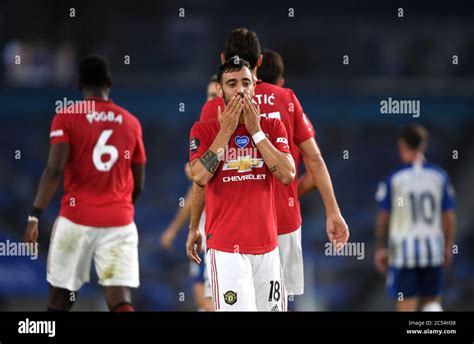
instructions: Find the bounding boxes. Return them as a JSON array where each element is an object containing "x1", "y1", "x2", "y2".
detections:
[{"x1": 375, "y1": 161, "x2": 456, "y2": 268}]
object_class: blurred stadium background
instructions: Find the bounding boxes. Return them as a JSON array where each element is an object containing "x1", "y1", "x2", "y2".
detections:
[{"x1": 0, "y1": 0, "x2": 473, "y2": 311}]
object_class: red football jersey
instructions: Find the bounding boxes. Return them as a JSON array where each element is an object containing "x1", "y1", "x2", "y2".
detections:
[
  {"x1": 200, "y1": 82, "x2": 315, "y2": 234},
  {"x1": 50, "y1": 97, "x2": 147, "y2": 227},
  {"x1": 189, "y1": 118, "x2": 291, "y2": 254}
]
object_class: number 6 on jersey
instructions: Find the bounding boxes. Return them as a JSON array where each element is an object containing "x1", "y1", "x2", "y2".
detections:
[{"x1": 93, "y1": 129, "x2": 118, "y2": 171}]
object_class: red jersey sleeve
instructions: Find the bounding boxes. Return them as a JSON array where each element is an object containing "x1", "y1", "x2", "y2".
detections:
[
  {"x1": 189, "y1": 122, "x2": 212, "y2": 162},
  {"x1": 290, "y1": 90, "x2": 315, "y2": 145},
  {"x1": 269, "y1": 119, "x2": 291, "y2": 154},
  {"x1": 132, "y1": 120, "x2": 147, "y2": 164},
  {"x1": 200, "y1": 101, "x2": 216, "y2": 122},
  {"x1": 50, "y1": 113, "x2": 70, "y2": 144},
  {"x1": 199, "y1": 97, "x2": 224, "y2": 122}
]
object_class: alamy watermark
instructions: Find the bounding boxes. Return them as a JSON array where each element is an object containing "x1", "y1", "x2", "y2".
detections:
[
  {"x1": 0, "y1": 239, "x2": 38, "y2": 260},
  {"x1": 325, "y1": 241, "x2": 365, "y2": 260},
  {"x1": 55, "y1": 97, "x2": 96, "y2": 114},
  {"x1": 18, "y1": 318, "x2": 55, "y2": 337},
  {"x1": 380, "y1": 97, "x2": 420, "y2": 118},
  {"x1": 217, "y1": 144, "x2": 258, "y2": 162}
]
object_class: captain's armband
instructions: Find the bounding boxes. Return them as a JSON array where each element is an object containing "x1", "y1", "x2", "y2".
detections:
[{"x1": 199, "y1": 150, "x2": 220, "y2": 174}]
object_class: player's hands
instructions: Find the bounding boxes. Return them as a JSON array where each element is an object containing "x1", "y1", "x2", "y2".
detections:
[
  {"x1": 374, "y1": 247, "x2": 389, "y2": 273},
  {"x1": 160, "y1": 227, "x2": 177, "y2": 251},
  {"x1": 444, "y1": 245, "x2": 453, "y2": 269},
  {"x1": 242, "y1": 93, "x2": 261, "y2": 135},
  {"x1": 186, "y1": 227, "x2": 202, "y2": 264},
  {"x1": 184, "y1": 162, "x2": 192, "y2": 181},
  {"x1": 326, "y1": 212, "x2": 349, "y2": 251},
  {"x1": 218, "y1": 94, "x2": 242, "y2": 136},
  {"x1": 24, "y1": 220, "x2": 39, "y2": 244}
]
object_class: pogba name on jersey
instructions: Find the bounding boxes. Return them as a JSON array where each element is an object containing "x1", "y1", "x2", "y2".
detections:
[{"x1": 86, "y1": 111, "x2": 123, "y2": 124}]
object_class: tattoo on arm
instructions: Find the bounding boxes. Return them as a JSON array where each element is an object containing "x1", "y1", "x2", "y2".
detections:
[
  {"x1": 199, "y1": 150, "x2": 220, "y2": 174},
  {"x1": 270, "y1": 165, "x2": 278, "y2": 173}
]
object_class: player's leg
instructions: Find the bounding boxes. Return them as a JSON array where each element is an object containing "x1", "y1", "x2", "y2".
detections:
[
  {"x1": 193, "y1": 282, "x2": 206, "y2": 311},
  {"x1": 94, "y1": 222, "x2": 139, "y2": 311},
  {"x1": 203, "y1": 296, "x2": 214, "y2": 311},
  {"x1": 103, "y1": 286, "x2": 133, "y2": 311},
  {"x1": 418, "y1": 266, "x2": 444, "y2": 311},
  {"x1": 206, "y1": 248, "x2": 255, "y2": 311},
  {"x1": 48, "y1": 285, "x2": 77, "y2": 311},
  {"x1": 202, "y1": 256, "x2": 214, "y2": 311},
  {"x1": 46, "y1": 216, "x2": 94, "y2": 311},
  {"x1": 387, "y1": 266, "x2": 418, "y2": 311},
  {"x1": 190, "y1": 251, "x2": 208, "y2": 311},
  {"x1": 396, "y1": 298, "x2": 418, "y2": 311},
  {"x1": 198, "y1": 213, "x2": 215, "y2": 310},
  {"x1": 278, "y1": 227, "x2": 304, "y2": 310},
  {"x1": 198, "y1": 213, "x2": 214, "y2": 311},
  {"x1": 253, "y1": 247, "x2": 287, "y2": 311}
]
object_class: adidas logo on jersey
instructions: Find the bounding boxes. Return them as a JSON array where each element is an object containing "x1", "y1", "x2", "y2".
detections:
[
  {"x1": 86, "y1": 111, "x2": 123, "y2": 125},
  {"x1": 271, "y1": 304, "x2": 279, "y2": 312}
]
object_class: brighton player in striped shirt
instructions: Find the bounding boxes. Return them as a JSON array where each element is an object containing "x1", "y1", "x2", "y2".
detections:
[{"x1": 374, "y1": 124, "x2": 456, "y2": 311}]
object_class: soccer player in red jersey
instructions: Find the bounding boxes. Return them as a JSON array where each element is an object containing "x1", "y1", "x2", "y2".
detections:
[
  {"x1": 188, "y1": 28, "x2": 349, "y2": 303},
  {"x1": 23, "y1": 56, "x2": 146, "y2": 312},
  {"x1": 187, "y1": 58, "x2": 295, "y2": 311}
]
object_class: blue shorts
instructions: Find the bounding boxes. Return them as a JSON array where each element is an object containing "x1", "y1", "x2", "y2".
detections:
[{"x1": 387, "y1": 266, "x2": 443, "y2": 299}]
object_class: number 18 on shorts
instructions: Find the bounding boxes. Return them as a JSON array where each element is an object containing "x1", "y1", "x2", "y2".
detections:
[{"x1": 206, "y1": 247, "x2": 287, "y2": 311}]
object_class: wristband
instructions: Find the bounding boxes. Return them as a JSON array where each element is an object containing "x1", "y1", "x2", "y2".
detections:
[
  {"x1": 28, "y1": 215, "x2": 39, "y2": 223},
  {"x1": 252, "y1": 131, "x2": 266, "y2": 145},
  {"x1": 30, "y1": 207, "x2": 43, "y2": 219}
]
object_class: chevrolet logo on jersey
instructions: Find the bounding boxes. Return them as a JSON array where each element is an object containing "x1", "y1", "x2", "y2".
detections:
[{"x1": 223, "y1": 156, "x2": 264, "y2": 173}]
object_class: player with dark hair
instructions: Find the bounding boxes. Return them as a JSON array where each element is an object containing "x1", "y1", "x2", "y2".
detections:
[
  {"x1": 258, "y1": 49, "x2": 285, "y2": 87},
  {"x1": 186, "y1": 28, "x2": 349, "y2": 306},
  {"x1": 375, "y1": 124, "x2": 456, "y2": 311},
  {"x1": 24, "y1": 55, "x2": 146, "y2": 312},
  {"x1": 187, "y1": 57, "x2": 295, "y2": 311}
]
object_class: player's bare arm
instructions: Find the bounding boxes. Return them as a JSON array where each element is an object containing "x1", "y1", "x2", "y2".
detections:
[
  {"x1": 442, "y1": 210, "x2": 456, "y2": 268},
  {"x1": 24, "y1": 142, "x2": 70, "y2": 243},
  {"x1": 242, "y1": 93, "x2": 295, "y2": 185},
  {"x1": 186, "y1": 182, "x2": 206, "y2": 264},
  {"x1": 131, "y1": 163, "x2": 145, "y2": 204},
  {"x1": 161, "y1": 185, "x2": 192, "y2": 250},
  {"x1": 161, "y1": 163, "x2": 194, "y2": 250},
  {"x1": 297, "y1": 159, "x2": 317, "y2": 196},
  {"x1": 190, "y1": 95, "x2": 242, "y2": 187},
  {"x1": 298, "y1": 172, "x2": 316, "y2": 196},
  {"x1": 374, "y1": 210, "x2": 390, "y2": 273},
  {"x1": 298, "y1": 138, "x2": 349, "y2": 249}
]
